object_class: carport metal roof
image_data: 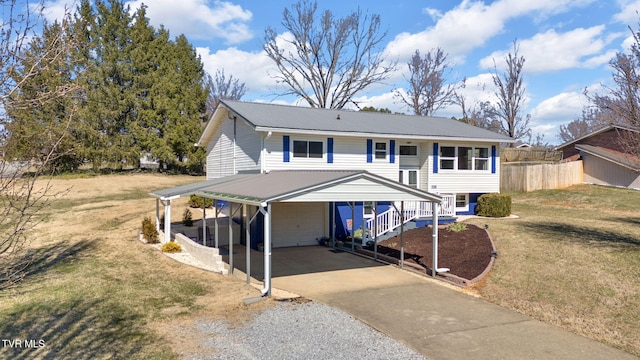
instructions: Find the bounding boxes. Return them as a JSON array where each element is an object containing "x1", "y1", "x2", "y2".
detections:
[
  {"x1": 149, "y1": 170, "x2": 443, "y2": 298},
  {"x1": 150, "y1": 170, "x2": 442, "y2": 204}
]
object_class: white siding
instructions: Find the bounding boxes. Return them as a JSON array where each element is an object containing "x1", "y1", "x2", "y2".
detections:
[
  {"x1": 264, "y1": 133, "x2": 398, "y2": 181},
  {"x1": 583, "y1": 153, "x2": 640, "y2": 189},
  {"x1": 205, "y1": 117, "x2": 261, "y2": 179},
  {"x1": 422, "y1": 141, "x2": 501, "y2": 194},
  {"x1": 271, "y1": 202, "x2": 327, "y2": 247}
]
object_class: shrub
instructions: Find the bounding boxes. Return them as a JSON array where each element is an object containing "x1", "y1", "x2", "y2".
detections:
[
  {"x1": 182, "y1": 208, "x2": 193, "y2": 226},
  {"x1": 476, "y1": 193, "x2": 512, "y2": 217},
  {"x1": 161, "y1": 241, "x2": 182, "y2": 253},
  {"x1": 188, "y1": 194, "x2": 213, "y2": 208},
  {"x1": 446, "y1": 222, "x2": 467, "y2": 232},
  {"x1": 142, "y1": 216, "x2": 159, "y2": 244}
]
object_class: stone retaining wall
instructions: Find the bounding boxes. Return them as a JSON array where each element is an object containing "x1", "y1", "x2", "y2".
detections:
[{"x1": 174, "y1": 233, "x2": 227, "y2": 274}]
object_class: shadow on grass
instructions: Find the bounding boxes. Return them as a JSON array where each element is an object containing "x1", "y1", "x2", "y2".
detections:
[
  {"x1": 607, "y1": 217, "x2": 640, "y2": 227},
  {"x1": 0, "y1": 240, "x2": 164, "y2": 359},
  {"x1": 0, "y1": 296, "x2": 155, "y2": 359},
  {"x1": 519, "y1": 221, "x2": 640, "y2": 248}
]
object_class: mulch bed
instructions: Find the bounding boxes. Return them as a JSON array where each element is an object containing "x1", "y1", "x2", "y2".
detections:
[{"x1": 371, "y1": 224, "x2": 494, "y2": 281}]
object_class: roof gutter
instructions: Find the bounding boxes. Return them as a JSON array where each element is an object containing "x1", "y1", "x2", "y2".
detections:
[{"x1": 253, "y1": 126, "x2": 516, "y2": 143}]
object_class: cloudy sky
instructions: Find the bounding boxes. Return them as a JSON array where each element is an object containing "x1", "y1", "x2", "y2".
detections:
[{"x1": 40, "y1": 0, "x2": 640, "y2": 144}]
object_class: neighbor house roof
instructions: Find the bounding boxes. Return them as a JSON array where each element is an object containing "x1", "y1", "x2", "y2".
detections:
[
  {"x1": 554, "y1": 124, "x2": 640, "y2": 151},
  {"x1": 151, "y1": 170, "x2": 442, "y2": 206},
  {"x1": 575, "y1": 144, "x2": 640, "y2": 172},
  {"x1": 198, "y1": 100, "x2": 515, "y2": 146}
]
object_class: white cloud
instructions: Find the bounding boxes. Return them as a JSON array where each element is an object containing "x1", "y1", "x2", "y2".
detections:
[
  {"x1": 385, "y1": 0, "x2": 595, "y2": 64},
  {"x1": 479, "y1": 26, "x2": 617, "y2": 72},
  {"x1": 124, "y1": 0, "x2": 253, "y2": 44},
  {"x1": 613, "y1": 0, "x2": 640, "y2": 25},
  {"x1": 41, "y1": 0, "x2": 75, "y2": 21},
  {"x1": 197, "y1": 46, "x2": 275, "y2": 94}
]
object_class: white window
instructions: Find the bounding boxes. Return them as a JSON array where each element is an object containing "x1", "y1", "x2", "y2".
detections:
[
  {"x1": 440, "y1": 146, "x2": 490, "y2": 171},
  {"x1": 375, "y1": 142, "x2": 387, "y2": 159},
  {"x1": 363, "y1": 201, "x2": 375, "y2": 218},
  {"x1": 399, "y1": 145, "x2": 417, "y2": 156},
  {"x1": 293, "y1": 140, "x2": 323, "y2": 158},
  {"x1": 455, "y1": 194, "x2": 469, "y2": 212}
]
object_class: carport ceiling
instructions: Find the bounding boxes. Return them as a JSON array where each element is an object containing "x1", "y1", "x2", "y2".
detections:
[{"x1": 191, "y1": 170, "x2": 442, "y2": 206}]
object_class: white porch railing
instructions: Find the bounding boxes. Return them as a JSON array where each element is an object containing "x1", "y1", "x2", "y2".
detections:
[{"x1": 365, "y1": 196, "x2": 456, "y2": 238}]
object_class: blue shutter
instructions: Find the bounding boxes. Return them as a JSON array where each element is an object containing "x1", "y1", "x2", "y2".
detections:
[
  {"x1": 389, "y1": 140, "x2": 395, "y2": 163},
  {"x1": 283, "y1": 135, "x2": 290, "y2": 162},
  {"x1": 433, "y1": 143, "x2": 439, "y2": 174},
  {"x1": 366, "y1": 139, "x2": 373, "y2": 163},
  {"x1": 491, "y1": 145, "x2": 497, "y2": 174},
  {"x1": 327, "y1": 137, "x2": 334, "y2": 163}
]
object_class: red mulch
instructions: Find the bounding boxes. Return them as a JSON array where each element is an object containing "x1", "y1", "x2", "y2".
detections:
[{"x1": 375, "y1": 224, "x2": 494, "y2": 280}]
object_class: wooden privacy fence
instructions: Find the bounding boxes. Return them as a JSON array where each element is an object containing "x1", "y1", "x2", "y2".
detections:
[{"x1": 501, "y1": 161, "x2": 584, "y2": 192}]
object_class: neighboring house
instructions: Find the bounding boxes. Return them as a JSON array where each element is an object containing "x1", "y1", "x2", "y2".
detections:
[
  {"x1": 554, "y1": 125, "x2": 640, "y2": 190},
  {"x1": 196, "y1": 100, "x2": 513, "y2": 243}
]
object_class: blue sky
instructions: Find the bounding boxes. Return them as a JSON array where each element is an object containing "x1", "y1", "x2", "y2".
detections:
[{"x1": 38, "y1": 0, "x2": 640, "y2": 144}]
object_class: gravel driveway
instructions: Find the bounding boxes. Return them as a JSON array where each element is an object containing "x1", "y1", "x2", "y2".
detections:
[{"x1": 178, "y1": 300, "x2": 427, "y2": 360}]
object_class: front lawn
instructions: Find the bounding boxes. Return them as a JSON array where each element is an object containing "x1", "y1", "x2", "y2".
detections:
[{"x1": 465, "y1": 184, "x2": 640, "y2": 356}]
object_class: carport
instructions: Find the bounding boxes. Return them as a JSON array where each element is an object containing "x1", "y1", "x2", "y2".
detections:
[{"x1": 151, "y1": 170, "x2": 442, "y2": 297}]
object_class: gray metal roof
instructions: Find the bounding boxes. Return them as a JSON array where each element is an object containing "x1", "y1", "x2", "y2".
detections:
[
  {"x1": 220, "y1": 100, "x2": 514, "y2": 142},
  {"x1": 576, "y1": 144, "x2": 640, "y2": 171},
  {"x1": 151, "y1": 170, "x2": 441, "y2": 205},
  {"x1": 149, "y1": 174, "x2": 253, "y2": 199}
]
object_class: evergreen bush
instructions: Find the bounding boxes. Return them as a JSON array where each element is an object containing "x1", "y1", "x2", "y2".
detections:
[
  {"x1": 182, "y1": 208, "x2": 193, "y2": 226},
  {"x1": 188, "y1": 194, "x2": 213, "y2": 208},
  {"x1": 476, "y1": 193, "x2": 512, "y2": 217},
  {"x1": 142, "y1": 216, "x2": 159, "y2": 244}
]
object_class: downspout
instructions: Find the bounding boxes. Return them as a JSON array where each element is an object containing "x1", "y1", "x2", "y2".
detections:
[
  {"x1": 232, "y1": 116, "x2": 237, "y2": 175},
  {"x1": 432, "y1": 201, "x2": 438, "y2": 278},
  {"x1": 262, "y1": 131, "x2": 272, "y2": 174}
]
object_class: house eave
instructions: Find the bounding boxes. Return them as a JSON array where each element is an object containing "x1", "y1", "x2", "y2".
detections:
[{"x1": 253, "y1": 126, "x2": 515, "y2": 143}]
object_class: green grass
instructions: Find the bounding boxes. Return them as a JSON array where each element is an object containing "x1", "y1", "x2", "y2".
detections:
[{"x1": 467, "y1": 184, "x2": 640, "y2": 356}]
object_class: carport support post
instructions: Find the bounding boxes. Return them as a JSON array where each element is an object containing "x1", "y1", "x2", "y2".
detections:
[
  {"x1": 351, "y1": 202, "x2": 355, "y2": 252},
  {"x1": 214, "y1": 200, "x2": 219, "y2": 248},
  {"x1": 244, "y1": 204, "x2": 250, "y2": 284},
  {"x1": 155, "y1": 199, "x2": 160, "y2": 231},
  {"x1": 400, "y1": 201, "x2": 405, "y2": 269},
  {"x1": 432, "y1": 201, "x2": 439, "y2": 278},
  {"x1": 202, "y1": 203, "x2": 207, "y2": 246},
  {"x1": 373, "y1": 202, "x2": 378, "y2": 260},
  {"x1": 261, "y1": 203, "x2": 272, "y2": 297},
  {"x1": 164, "y1": 199, "x2": 171, "y2": 243},
  {"x1": 228, "y1": 202, "x2": 234, "y2": 274}
]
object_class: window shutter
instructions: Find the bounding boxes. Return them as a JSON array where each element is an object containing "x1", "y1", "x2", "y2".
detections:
[
  {"x1": 283, "y1": 135, "x2": 290, "y2": 163},
  {"x1": 389, "y1": 140, "x2": 395, "y2": 163},
  {"x1": 327, "y1": 138, "x2": 334, "y2": 163},
  {"x1": 366, "y1": 139, "x2": 373, "y2": 163},
  {"x1": 491, "y1": 145, "x2": 497, "y2": 174},
  {"x1": 433, "y1": 143, "x2": 439, "y2": 173}
]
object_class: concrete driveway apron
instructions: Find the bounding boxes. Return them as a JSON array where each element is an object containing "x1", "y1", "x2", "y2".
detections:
[{"x1": 269, "y1": 247, "x2": 636, "y2": 360}]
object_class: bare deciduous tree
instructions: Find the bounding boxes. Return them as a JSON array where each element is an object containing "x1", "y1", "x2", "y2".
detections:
[
  {"x1": 557, "y1": 108, "x2": 603, "y2": 143},
  {"x1": 263, "y1": 0, "x2": 396, "y2": 109},
  {"x1": 586, "y1": 22, "x2": 640, "y2": 156},
  {"x1": 491, "y1": 41, "x2": 531, "y2": 145},
  {"x1": 0, "y1": 1, "x2": 75, "y2": 288},
  {"x1": 397, "y1": 48, "x2": 458, "y2": 116},
  {"x1": 204, "y1": 69, "x2": 246, "y2": 117}
]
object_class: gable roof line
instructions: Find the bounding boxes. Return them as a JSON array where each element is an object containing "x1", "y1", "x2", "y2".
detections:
[
  {"x1": 198, "y1": 100, "x2": 514, "y2": 146},
  {"x1": 554, "y1": 124, "x2": 640, "y2": 151}
]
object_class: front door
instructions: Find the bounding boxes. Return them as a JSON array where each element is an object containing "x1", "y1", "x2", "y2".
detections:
[{"x1": 399, "y1": 169, "x2": 419, "y2": 188}]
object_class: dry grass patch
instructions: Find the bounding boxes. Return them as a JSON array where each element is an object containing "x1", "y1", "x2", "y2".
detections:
[
  {"x1": 467, "y1": 185, "x2": 640, "y2": 356},
  {"x1": 0, "y1": 174, "x2": 273, "y2": 359}
]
